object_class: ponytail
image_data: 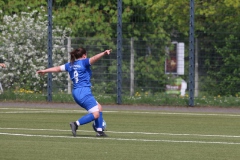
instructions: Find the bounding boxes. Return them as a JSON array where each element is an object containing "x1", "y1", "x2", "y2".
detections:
[
  {"x1": 69, "y1": 47, "x2": 87, "y2": 64},
  {"x1": 70, "y1": 50, "x2": 76, "y2": 64}
]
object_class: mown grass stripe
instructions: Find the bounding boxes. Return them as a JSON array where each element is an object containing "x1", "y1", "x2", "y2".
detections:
[
  {"x1": 1, "y1": 127, "x2": 240, "y2": 138},
  {"x1": 1, "y1": 107, "x2": 240, "y2": 117},
  {"x1": 0, "y1": 132, "x2": 240, "y2": 145}
]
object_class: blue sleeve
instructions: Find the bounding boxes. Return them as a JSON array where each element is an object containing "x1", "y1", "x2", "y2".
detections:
[
  {"x1": 82, "y1": 58, "x2": 91, "y2": 67},
  {"x1": 64, "y1": 63, "x2": 71, "y2": 72}
]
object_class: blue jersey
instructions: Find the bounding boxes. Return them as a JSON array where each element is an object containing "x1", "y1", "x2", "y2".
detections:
[{"x1": 60, "y1": 58, "x2": 92, "y2": 89}]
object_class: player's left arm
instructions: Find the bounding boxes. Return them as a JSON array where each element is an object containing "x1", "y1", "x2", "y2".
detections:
[{"x1": 37, "y1": 66, "x2": 61, "y2": 75}]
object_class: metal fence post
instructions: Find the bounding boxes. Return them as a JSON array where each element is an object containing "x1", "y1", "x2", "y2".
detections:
[
  {"x1": 130, "y1": 37, "x2": 134, "y2": 96},
  {"x1": 189, "y1": 0, "x2": 195, "y2": 106},
  {"x1": 117, "y1": 0, "x2": 123, "y2": 104},
  {"x1": 67, "y1": 37, "x2": 71, "y2": 94},
  {"x1": 47, "y1": 0, "x2": 53, "y2": 102}
]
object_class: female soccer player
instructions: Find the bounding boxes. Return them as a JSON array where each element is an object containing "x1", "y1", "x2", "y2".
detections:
[{"x1": 37, "y1": 47, "x2": 111, "y2": 137}]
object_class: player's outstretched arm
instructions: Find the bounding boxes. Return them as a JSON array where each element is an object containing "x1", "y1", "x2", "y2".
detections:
[
  {"x1": 0, "y1": 63, "x2": 6, "y2": 68},
  {"x1": 37, "y1": 66, "x2": 61, "y2": 75},
  {"x1": 89, "y1": 49, "x2": 111, "y2": 65}
]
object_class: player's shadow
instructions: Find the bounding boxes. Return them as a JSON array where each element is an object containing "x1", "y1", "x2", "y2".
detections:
[{"x1": 64, "y1": 133, "x2": 100, "y2": 138}]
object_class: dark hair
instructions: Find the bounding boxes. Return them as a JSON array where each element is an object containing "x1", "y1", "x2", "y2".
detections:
[{"x1": 69, "y1": 47, "x2": 87, "y2": 64}]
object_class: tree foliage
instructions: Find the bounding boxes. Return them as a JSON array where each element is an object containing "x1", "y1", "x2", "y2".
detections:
[
  {"x1": 0, "y1": 7, "x2": 70, "y2": 92},
  {"x1": 195, "y1": 1, "x2": 240, "y2": 96},
  {"x1": 0, "y1": 0, "x2": 239, "y2": 96}
]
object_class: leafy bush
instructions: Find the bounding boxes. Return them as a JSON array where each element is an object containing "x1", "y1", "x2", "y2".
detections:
[{"x1": 0, "y1": 7, "x2": 70, "y2": 92}]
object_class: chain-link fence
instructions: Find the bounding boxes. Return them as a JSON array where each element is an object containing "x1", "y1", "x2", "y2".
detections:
[{"x1": 0, "y1": 1, "x2": 240, "y2": 106}]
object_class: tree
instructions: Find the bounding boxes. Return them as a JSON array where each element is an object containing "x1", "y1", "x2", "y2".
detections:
[
  {"x1": 195, "y1": 1, "x2": 240, "y2": 96},
  {"x1": 0, "y1": 7, "x2": 70, "y2": 92},
  {"x1": 0, "y1": 0, "x2": 46, "y2": 15},
  {"x1": 145, "y1": 0, "x2": 240, "y2": 96},
  {"x1": 201, "y1": 35, "x2": 240, "y2": 96}
]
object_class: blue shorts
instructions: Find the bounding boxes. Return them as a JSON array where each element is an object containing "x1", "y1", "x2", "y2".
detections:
[{"x1": 72, "y1": 87, "x2": 97, "y2": 111}]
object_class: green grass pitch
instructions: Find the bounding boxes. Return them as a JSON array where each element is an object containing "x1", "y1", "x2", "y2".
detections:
[{"x1": 0, "y1": 106, "x2": 240, "y2": 160}]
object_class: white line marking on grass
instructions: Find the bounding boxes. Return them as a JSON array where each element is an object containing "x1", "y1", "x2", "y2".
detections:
[
  {"x1": 0, "y1": 107, "x2": 240, "y2": 117},
  {"x1": 121, "y1": 111, "x2": 240, "y2": 117},
  {"x1": 1, "y1": 127, "x2": 240, "y2": 138},
  {"x1": 0, "y1": 108, "x2": 85, "y2": 114},
  {"x1": 0, "y1": 111, "x2": 85, "y2": 114},
  {"x1": 0, "y1": 108, "x2": 117, "y2": 114},
  {"x1": 107, "y1": 131, "x2": 240, "y2": 138},
  {"x1": 0, "y1": 132, "x2": 239, "y2": 145}
]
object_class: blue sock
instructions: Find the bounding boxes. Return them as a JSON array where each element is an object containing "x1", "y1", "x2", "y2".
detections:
[
  {"x1": 78, "y1": 113, "x2": 95, "y2": 125},
  {"x1": 94, "y1": 112, "x2": 103, "y2": 130}
]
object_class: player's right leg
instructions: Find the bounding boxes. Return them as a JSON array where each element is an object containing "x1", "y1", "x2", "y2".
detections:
[{"x1": 93, "y1": 102, "x2": 107, "y2": 137}]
